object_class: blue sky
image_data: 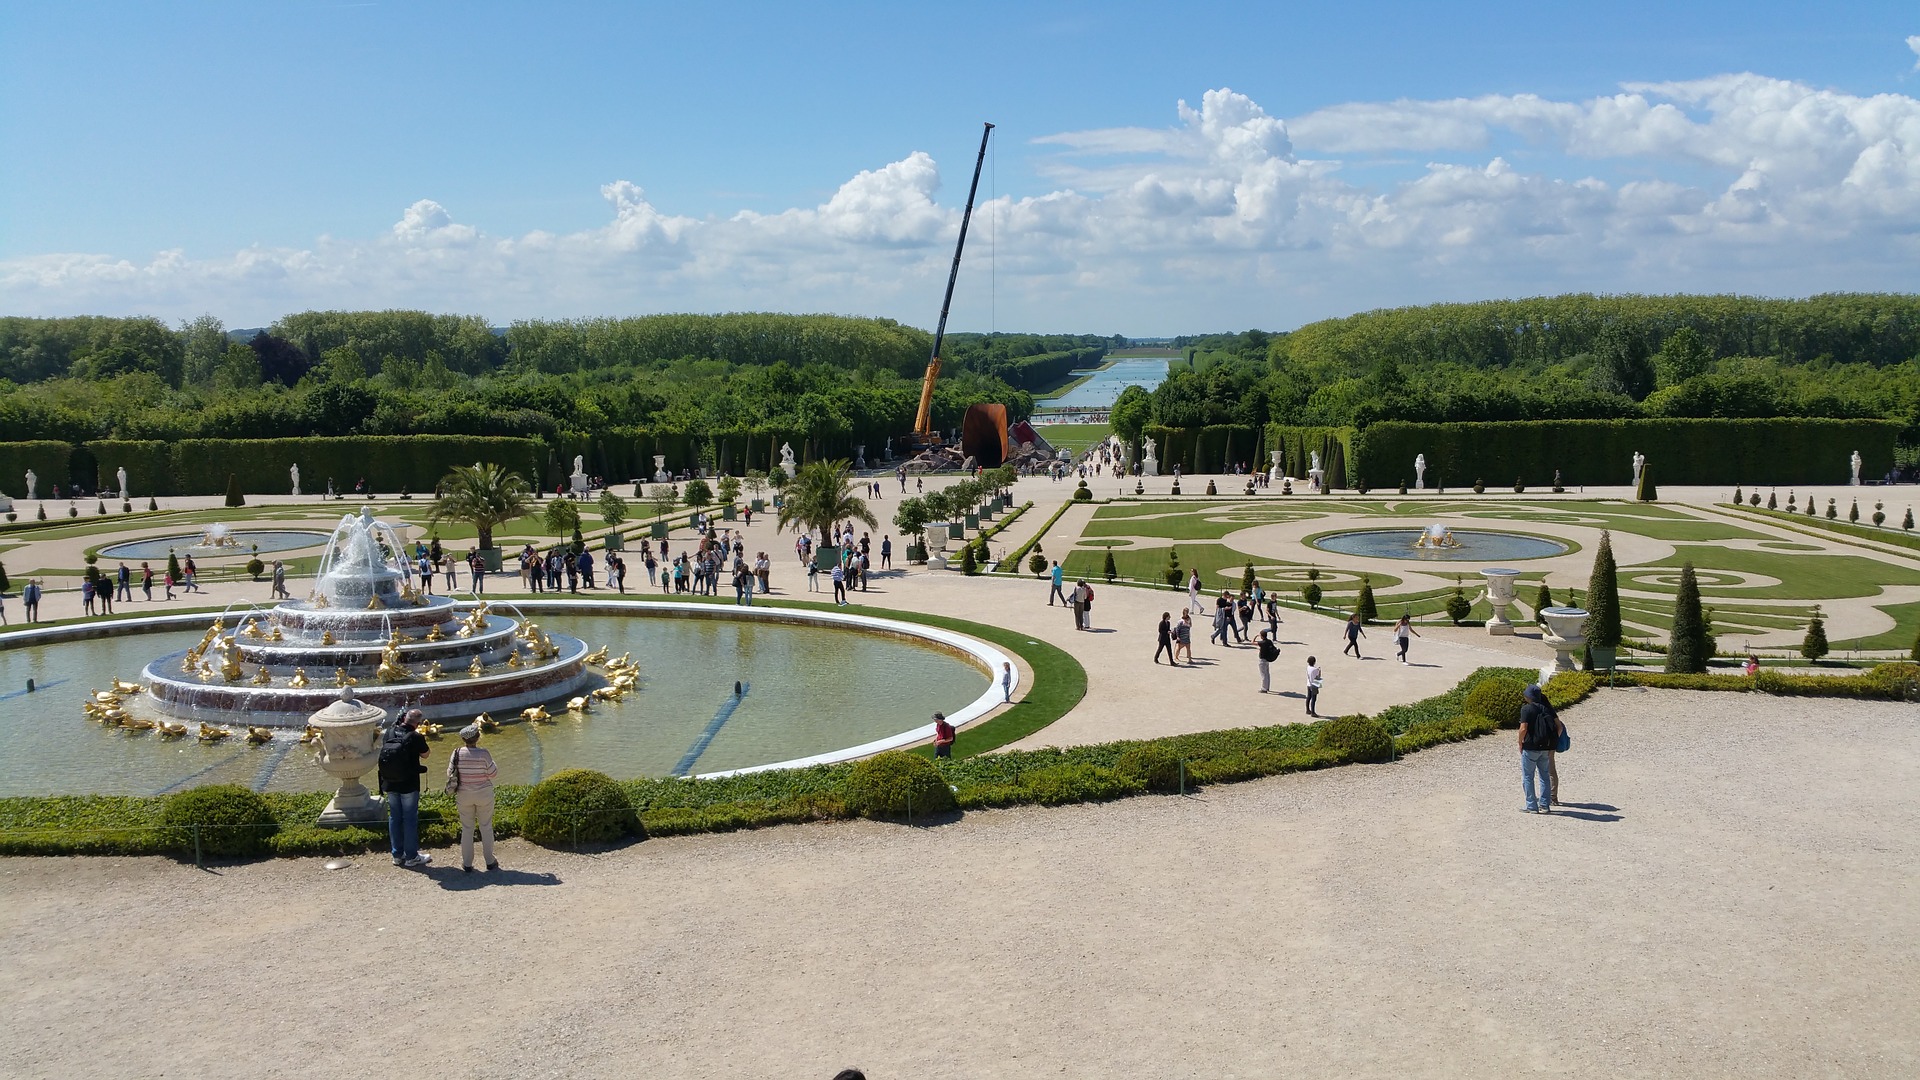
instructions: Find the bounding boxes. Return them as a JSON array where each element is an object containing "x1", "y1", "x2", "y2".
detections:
[{"x1": 2, "y1": 1, "x2": 1917, "y2": 333}]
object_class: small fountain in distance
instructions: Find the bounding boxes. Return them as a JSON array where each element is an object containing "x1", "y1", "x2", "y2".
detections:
[{"x1": 138, "y1": 507, "x2": 592, "y2": 724}]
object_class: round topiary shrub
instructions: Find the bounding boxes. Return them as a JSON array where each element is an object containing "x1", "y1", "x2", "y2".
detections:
[
  {"x1": 1314, "y1": 716, "x2": 1394, "y2": 763},
  {"x1": 246, "y1": 557, "x2": 265, "y2": 579},
  {"x1": 160, "y1": 784, "x2": 278, "y2": 857},
  {"x1": 1462, "y1": 678, "x2": 1528, "y2": 728},
  {"x1": 1027, "y1": 552, "x2": 1048, "y2": 575},
  {"x1": 1114, "y1": 743, "x2": 1186, "y2": 793},
  {"x1": 844, "y1": 751, "x2": 954, "y2": 819},
  {"x1": 519, "y1": 768, "x2": 643, "y2": 847},
  {"x1": 1073, "y1": 480, "x2": 1092, "y2": 502}
]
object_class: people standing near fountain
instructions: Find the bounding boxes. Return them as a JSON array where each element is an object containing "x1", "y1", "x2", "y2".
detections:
[
  {"x1": 140, "y1": 562, "x2": 152, "y2": 601},
  {"x1": 577, "y1": 547, "x2": 596, "y2": 589},
  {"x1": 831, "y1": 560, "x2": 847, "y2": 605},
  {"x1": 379, "y1": 710, "x2": 432, "y2": 867},
  {"x1": 448, "y1": 723, "x2": 499, "y2": 873},
  {"x1": 1393, "y1": 615, "x2": 1421, "y2": 664},
  {"x1": 116, "y1": 562, "x2": 131, "y2": 604},
  {"x1": 22, "y1": 579, "x2": 41, "y2": 622},
  {"x1": 82, "y1": 577, "x2": 96, "y2": 616},
  {"x1": 271, "y1": 561, "x2": 289, "y2": 599},
  {"x1": 468, "y1": 551, "x2": 486, "y2": 595},
  {"x1": 1342, "y1": 613, "x2": 1366, "y2": 658}
]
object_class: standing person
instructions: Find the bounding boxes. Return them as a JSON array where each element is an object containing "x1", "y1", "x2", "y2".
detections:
[
  {"x1": 443, "y1": 554, "x2": 458, "y2": 591},
  {"x1": 1175, "y1": 611, "x2": 1193, "y2": 664},
  {"x1": 1304, "y1": 656, "x2": 1323, "y2": 717},
  {"x1": 932, "y1": 712, "x2": 955, "y2": 758},
  {"x1": 578, "y1": 548, "x2": 595, "y2": 589},
  {"x1": 1233, "y1": 592, "x2": 1252, "y2": 643},
  {"x1": 1188, "y1": 568, "x2": 1203, "y2": 613},
  {"x1": 23, "y1": 579, "x2": 41, "y2": 621},
  {"x1": 756, "y1": 551, "x2": 771, "y2": 595},
  {"x1": 1048, "y1": 560, "x2": 1066, "y2": 606},
  {"x1": 140, "y1": 562, "x2": 153, "y2": 601},
  {"x1": 611, "y1": 553, "x2": 626, "y2": 595},
  {"x1": 448, "y1": 723, "x2": 500, "y2": 872},
  {"x1": 96, "y1": 577, "x2": 112, "y2": 615},
  {"x1": 468, "y1": 551, "x2": 486, "y2": 595},
  {"x1": 1077, "y1": 580, "x2": 1094, "y2": 630},
  {"x1": 831, "y1": 561, "x2": 847, "y2": 606},
  {"x1": 379, "y1": 710, "x2": 432, "y2": 867},
  {"x1": 808, "y1": 558, "x2": 821, "y2": 592},
  {"x1": 115, "y1": 562, "x2": 131, "y2": 604},
  {"x1": 1256, "y1": 631, "x2": 1279, "y2": 692},
  {"x1": 1070, "y1": 579, "x2": 1086, "y2": 630},
  {"x1": 1210, "y1": 594, "x2": 1232, "y2": 647},
  {"x1": 82, "y1": 577, "x2": 96, "y2": 616},
  {"x1": 271, "y1": 560, "x2": 288, "y2": 599},
  {"x1": 1154, "y1": 612, "x2": 1175, "y2": 665},
  {"x1": 1001, "y1": 661, "x2": 1014, "y2": 703},
  {"x1": 880, "y1": 535, "x2": 892, "y2": 569},
  {"x1": 1518, "y1": 684, "x2": 1563, "y2": 813},
  {"x1": 183, "y1": 556, "x2": 200, "y2": 593},
  {"x1": 1342, "y1": 613, "x2": 1366, "y2": 658},
  {"x1": 1393, "y1": 614, "x2": 1421, "y2": 664},
  {"x1": 1264, "y1": 594, "x2": 1280, "y2": 638},
  {"x1": 644, "y1": 550, "x2": 658, "y2": 587}
]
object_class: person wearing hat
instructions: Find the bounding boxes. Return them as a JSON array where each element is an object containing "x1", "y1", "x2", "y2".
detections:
[
  {"x1": 447, "y1": 722, "x2": 500, "y2": 872},
  {"x1": 931, "y1": 713, "x2": 956, "y2": 759}
]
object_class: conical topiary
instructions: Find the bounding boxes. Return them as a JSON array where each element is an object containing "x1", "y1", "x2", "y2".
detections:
[
  {"x1": 1356, "y1": 575, "x2": 1377, "y2": 623},
  {"x1": 1849, "y1": 499, "x2": 1859, "y2": 523},
  {"x1": 166, "y1": 551, "x2": 182, "y2": 581},
  {"x1": 223, "y1": 473, "x2": 244, "y2": 508},
  {"x1": 1163, "y1": 546, "x2": 1182, "y2": 587},
  {"x1": 1801, "y1": 608, "x2": 1829, "y2": 662},
  {"x1": 1732, "y1": 485, "x2": 1743, "y2": 505},
  {"x1": 1635, "y1": 463, "x2": 1657, "y2": 502},
  {"x1": 1103, "y1": 550, "x2": 1117, "y2": 583},
  {"x1": 1241, "y1": 560, "x2": 1256, "y2": 596},
  {"x1": 1534, "y1": 582, "x2": 1552, "y2": 623},
  {"x1": 959, "y1": 541, "x2": 977, "y2": 576},
  {"x1": 1665, "y1": 562, "x2": 1710, "y2": 673},
  {"x1": 1826, "y1": 498, "x2": 1837, "y2": 520},
  {"x1": 1582, "y1": 530, "x2": 1621, "y2": 649},
  {"x1": 1906, "y1": 507, "x2": 1915, "y2": 531},
  {"x1": 1766, "y1": 490, "x2": 1776, "y2": 510}
]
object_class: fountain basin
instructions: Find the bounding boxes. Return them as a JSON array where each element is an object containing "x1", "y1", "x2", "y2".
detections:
[
  {"x1": 96, "y1": 530, "x2": 330, "y2": 561},
  {"x1": 1310, "y1": 528, "x2": 1569, "y2": 561}
]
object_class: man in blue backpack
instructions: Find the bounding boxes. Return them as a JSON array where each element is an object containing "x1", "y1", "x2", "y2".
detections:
[
  {"x1": 380, "y1": 710, "x2": 433, "y2": 866},
  {"x1": 1518, "y1": 684, "x2": 1563, "y2": 813}
]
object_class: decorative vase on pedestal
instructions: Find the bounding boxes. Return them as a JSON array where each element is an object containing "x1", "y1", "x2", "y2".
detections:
[
  {"x1": 1539, "y1": 607, "x2": 1589, "y2": 673},
  {"x1": 1480, "y1": 567, "x2": 1522, "y2": 636},
  {"x1": 309, "y1": 689, "x2": 389, "y2": 827}
]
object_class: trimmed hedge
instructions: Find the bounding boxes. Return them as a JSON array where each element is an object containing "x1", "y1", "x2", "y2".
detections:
[
  {"x1": 159, "y1": 785, "x2": 277, "y2": 857},
  {"x1": 1143, "y1": 424, "x2": 1263, "y2": 477},
  {"x1": 0, "y1": 440, "x2": 75, "y2": 495},
  {"x1": 519, "y1": 768, "x2": 644, "y2": 846},
  {"x1": 1315, "y1": 716, "x2": 1394, "y2": 763},
  {"x1": 85, "y1": 440, "x2": 172, "y2": 498},
  {"x1": 1264, "y1": 425, "x2": 1356, "y2": 488},
  {"x1": 1352, "y1": 418, "x2": 1902, "y2": 488},
  {"x1": 1462, "y1": 678, "x2": 1527, "y2": 728},
  {"x1": 843, "y1": 751, "x2": 954, "y2": 819}
]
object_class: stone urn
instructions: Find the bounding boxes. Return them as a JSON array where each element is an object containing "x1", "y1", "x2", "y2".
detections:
[
  {"x1": 309, "y1": 688, "x2": 389, "y2": 827},
  {"x1": 1269, "y1": 449, "x2": 1284, "y2": 484},
  {"x1": 1539, "y1": 607, "x2": 1588, "y2": 673},
  {"x1": 1480, "y1": 567, "x2": 1523, "y2": 636},
  {"x1": 652, "y1": 455, "x2": 669, "y2": 483}
]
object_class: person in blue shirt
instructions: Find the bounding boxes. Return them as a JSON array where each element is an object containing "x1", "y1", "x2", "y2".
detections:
[{"x1": 1049, "y1": 560, "x2": 1066, "y2": 606}]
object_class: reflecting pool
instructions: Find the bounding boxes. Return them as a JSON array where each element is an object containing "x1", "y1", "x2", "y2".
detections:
[{"x1": 1311, "y1": 529, "x2": 1569, "y2": 562}]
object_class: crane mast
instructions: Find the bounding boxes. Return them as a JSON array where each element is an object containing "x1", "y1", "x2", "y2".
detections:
[{"x1": 910, "y1": 121, "x2": 994, "y2": 445}]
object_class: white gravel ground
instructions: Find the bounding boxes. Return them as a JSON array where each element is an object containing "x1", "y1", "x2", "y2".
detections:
[{"x1": 2, "y1": 689, "x2": 1916, "y2": 1079}]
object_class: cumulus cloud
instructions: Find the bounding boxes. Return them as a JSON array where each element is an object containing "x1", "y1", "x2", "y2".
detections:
[
  {"x1": 1909, "y1": 35, "x2": 1920, "y2": 71},
  {"x1": 5, "y1": 69, "x2": 1920, "y2": 330}
]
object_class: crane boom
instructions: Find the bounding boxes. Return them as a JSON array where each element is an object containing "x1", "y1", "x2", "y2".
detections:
[{"x1": 912, "y1": 121, "x2": 994, "y2": 441}]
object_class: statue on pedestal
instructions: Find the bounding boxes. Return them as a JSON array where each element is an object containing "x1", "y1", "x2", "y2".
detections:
[
  {"x1": 1850, "y1": 450, "x2": 1862, "y2": 486},
  {"x1": 1414, "y1": 454, "x2": 1426, "y2": 491},
  {"x1": 1632, "y1": 450, "x2": 1646, "y2": 486},
  {"x1": 290, "y1": 463, "x2": 301, "y2": 497},
  {"x1": 779, "y1": 443, "x2": 797, "y2": 478},
  {"x1": 24, "y1": 469, "x2": 35, "y2": 500},
  {"x1": 570, "y1": 455, "x2": 589, "y2": 496},
  {"x1": 116, "y1": 467, "x2": 128, "y2": 500},
  {"x1": 1142, "y1": 438, "x2": 1160, "y2": 478}
]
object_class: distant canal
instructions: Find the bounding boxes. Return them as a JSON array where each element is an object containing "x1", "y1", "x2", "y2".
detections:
[{"x1": 1041, "y1": 356, "x2": 1172, "y2": 412}]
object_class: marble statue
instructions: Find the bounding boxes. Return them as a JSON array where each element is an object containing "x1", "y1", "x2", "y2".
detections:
[
  {"x1": 779, "y1": 442, "x2": 797, "y2": 478},
  {"x1": 1310, "y1": 450, "x2": 1321, "y2": 474},
  {"x1": 1142, "y1": 437, "x2": 1160, "y2": 478},
  {"x1": 290, "y1": 463, "x2": 301, "y2": 497},
  {"x1": 570, "y1": 455, "x2": 589, "y2": 496},
  {"x1": 1308, "y1": 450, "x2": 1325, "y2": 493},
  {"x1": 25, "y1": 469, "x2": 35, "y2": 500},
  {"x1": 1632, "y1": 450, "x2": 1646, "y2": 485},
  {"x1": 1851, "y1": 450, "x2": 1862, "y2": 486},
  {"x1": 1414, "y1": 454, "x2": 1426, "y2": 491},
  {"x1": 116, "y1": 466, "x2": 128, "y2": 500}
]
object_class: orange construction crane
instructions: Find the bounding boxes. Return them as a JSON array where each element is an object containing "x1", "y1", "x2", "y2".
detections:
[{"x1": 905, "y1": 121, "x2": 994, "y2": 453}]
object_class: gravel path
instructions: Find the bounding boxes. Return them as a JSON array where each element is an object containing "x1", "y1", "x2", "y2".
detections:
[{"x1": 3, "y1": 689, "x2": 1916, "y2": 1078}]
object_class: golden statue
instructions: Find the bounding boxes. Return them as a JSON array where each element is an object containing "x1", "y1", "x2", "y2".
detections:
[
  {"x1": 333, "y1": 668, "x2": 358, "y2": 688},
  {"x1": 366, "y1": 596, "x2": 383, "y2": 611},
  {"x1": 288, "y1": 667, "x2": 310, "y2": 688},
  {"x1": 504, "y1": 651, "x2": 521, "y2": 669},
  {"x1": 375, "y1": 643, "x2": 411, "y2": 684},
  {"x1": 424, "y1": 624, "x2": 444, "y2": 642},
  {"x1": 269, "y1": 626, "x2": 284, "y2": 642},
  {"x1": 421, "y1": 660, "x2": 443, "y2": 682},
  {"x1": 220, "y1": 652, "x2": 245, "y2": 683},
  {"x1": 242, "y1": 619, "x2": 263, "y2": 639},
  {"x1": 251, "y1": 666, "x2": 273, "y2": 686},
  {"x1": 321, "y1": 629, "x2": 337, "y2": 646},
  {"x1": 468, "y1": 656, "x2": 486, "y2": 678}
]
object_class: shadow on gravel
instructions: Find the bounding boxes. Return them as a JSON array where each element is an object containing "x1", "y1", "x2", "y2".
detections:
[
  {"x1": 430, "y1": 867, "x2": 565, "y2": 891},
  {"x1": 1549, "y1": 804, "x2": 1623, "y2": 823}
]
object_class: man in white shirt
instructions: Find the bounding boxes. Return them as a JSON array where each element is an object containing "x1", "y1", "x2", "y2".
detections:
[{"x1": 1304, "y1": 657, "x2": 1323, "y2": 717}]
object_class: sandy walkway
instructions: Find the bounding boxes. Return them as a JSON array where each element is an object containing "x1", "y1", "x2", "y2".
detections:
[{"x1": 3, "y1": 690, "x2": 1914, "y2": 1078}]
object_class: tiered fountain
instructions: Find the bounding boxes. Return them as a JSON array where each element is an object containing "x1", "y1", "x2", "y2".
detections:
[{"x1": 140, "y1": 508, "x2": 593, "y2": 724}]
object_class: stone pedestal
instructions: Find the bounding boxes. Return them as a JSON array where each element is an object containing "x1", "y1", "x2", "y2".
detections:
[
  {"x1": 1539, "y1": 607, "x2": 1589, "y2": 673},
  {"x1": 1480, "y1": 567, "x2": 1522, "y2": 636},
  {"x1": 1143, "y1": 449, "x2": 1160, "y2": 477},
  {"x1": 309, "y1": 689, "x2": 388, "y2": 827},
  {"x1": 1268, "y1": 450, "x2": 1284, "y2": 484}
]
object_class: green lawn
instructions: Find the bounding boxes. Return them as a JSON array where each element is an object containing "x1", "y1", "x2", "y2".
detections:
[
  {"x1": 1831, "y1": 599, "x2": 1920, "y2": 652},
  {"x1": 1626, "y1": 546, "x2": 1920, "y2": 600}
]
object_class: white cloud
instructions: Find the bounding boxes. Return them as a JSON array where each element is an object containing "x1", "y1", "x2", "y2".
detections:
[
  {"x1": 5, "y1": 71, "x2": 1920, "y2": 332},
  {"x1": 1908, "y1": 35, "x2": 1920, "y2": 71}
]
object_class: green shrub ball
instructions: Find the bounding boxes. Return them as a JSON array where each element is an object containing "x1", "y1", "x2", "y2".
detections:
[
  {"x1": 1314, "y1": 716, "x2": 1394, "y2": 763},
  {"x1": 844, "y1": 751, "x2": 955, "y2": 819},
  {"x1": 1114, "y1": 743, "x2": 1186, "y2": 793},
  {"x1": 160, "y1": 784, "x2": 278, "y2": 857},
  {"x1": 1027, "y1": 552, "x2": 1049, "y2": 575},
  {"x1": 1462, "y1": 678, "x2": 1528, "y2": 728},
  {"x1": 519, "y1": 768, "x2": 644, "y2": 847}
]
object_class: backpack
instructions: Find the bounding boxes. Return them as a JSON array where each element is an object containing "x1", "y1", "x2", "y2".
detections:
[
  {"x1": 1258, "y1": 639, "x2": 1279, "y2": 663},
  {"x1": 1522, "y1": 705, "x2": 1559, "y2": 751},
  {"x1": 378, "y1": 727, "x2": 418, "y2": 786}
]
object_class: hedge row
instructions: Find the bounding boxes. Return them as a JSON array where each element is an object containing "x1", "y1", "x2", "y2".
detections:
[
  {"x1": 1004, "y1": 347, "x2": 1107, "y2": 392},
  {"x1": 1350, "y1": 418, "x2": 1903, "y2": 488},
  {"x1": 1265, "y1": 425, "x2": 1356, "y2": 488},
  {"x1": 79, "y1": 436, "x2": 546, "y2": 497},
  {"x1": 1142, "y1": 424, "x2": 1264, "y2": 477},
  {"x1": 0, "y1": 441, "x2": 76, "y2": 496},
  {"x1": 4, "y1": 662, "x2": 1912, "y2": 858}
]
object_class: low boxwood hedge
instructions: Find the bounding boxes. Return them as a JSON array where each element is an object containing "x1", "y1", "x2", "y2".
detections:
[
  {"x1": 5, "y1": 662, "x2": 1913, "y2": 858},
  {"x1": 519, "y1": 769, "x2": 644, "y2": 847},
  {"x1": 159, "y1": 784, "x2": 278, "y2": 858}
]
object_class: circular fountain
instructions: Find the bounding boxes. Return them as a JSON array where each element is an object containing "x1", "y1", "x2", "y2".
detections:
[{"x1": 140, "y1": 508, "x2": 593, "y2": 724}]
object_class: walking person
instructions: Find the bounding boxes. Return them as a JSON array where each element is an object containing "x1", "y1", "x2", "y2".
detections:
[
  {"x1": 1188, "y1": 568, "x2": 1203, "y2": 613},
  {"x1": 271, "y1": 560, "x2": 288, "y2": 599},
  {"x1": 831, "y1": 561, "x2": 847, "y2": 605},
  {"x1": 379, "y1": 710, "x2": 432, "y2": 867},
  {"x1": 115, "y1": 562, "x2": 132, "y2": 603},
  {"x1": 1256, "y1": 631, "x2": 1279, "y2": 692},
  {"x1": 1048, "y1": 560, "x2": 1066, "y2": 606},
  {"x1": 1342, "y1": 612, "x2": 1366, "y2": 658},
  {"x1": 162, "y1": 569, "x2": 175, "y2": 600},
  {"x1": 1393, "y1": 614, "x2": 1421, "y2": 663},
  {"x1": 1154, "y1": 612, "x2": 1175, "y2": 665},
  {"x1": 1518, "y1": 684, "x2": 1563, "y2": 813},
  {"x1": 182, "y1": 556, "x2": 200, "y2": 593},
  {"x1": 1210, "y1": 594, "x2": 1232, "y2": 647},
  {"x1": 1175, "y1": 611, "x2": 1193, "y2": 664},
  {"x1": 140, "y1": 562, "x2": 153, "y2": 601},
  {"x1": 1304, "y1": 656, "x2": 1323, "y2": 717},
  {"x1": 448, "y1": 723, "x2": 500, "y2": 872}
]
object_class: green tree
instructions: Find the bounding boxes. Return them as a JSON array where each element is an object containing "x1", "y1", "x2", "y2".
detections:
[
  {"x1": 683, "y1": 478, "x2": 712, "y2": 507},
  {"x1": 1583, "y1": 531, "x2": 1622, "y2": 649},
  {"x1": 1802, "y1": 607, "x2": 1829, "y2": 662},
  {"x1": 1533, "y1": 581, "x2": 1553, "y2": 623},
  {"x1": 1444, "y1": 586, "x2": 1471, "y2": 624},
  {"x1": 223, "y1": 473, "x2": 245, "y2": 508},
  {"x1": 1356, "y1": 575, "x2": 1377, "y2": 622},
  {"x1": 177, "y1": 314, "x2": 228, "y2": 387},
  {"x1": 775, "y1": 460, "x2": 876, "y2": 541},
  {"x1": 960, "y1": 541, "x2": 978, "y2": 575},
  {"x1": 596, "y1": 489, "x2": 628, "y2": 527},
  {"x1": 1163, "y1": 546, "x2": 1183, "y2": 587},
  {"x1": 1654, "y1": 326, "x2": 1713, "y2": 388},
  {"x1": 743, "y1": 469, "x2": 768, "y2": 503},
  {"x1": 716, "y1": 474, "x2": 741, "y2": 504},
  {"x1": 1665, "y1": 562, "x2": 1711, "y2": 673},
  {"x1": 425, "y1": 463, "x2": 532, "y2": 551},
  {"x1": 1103, "y1": 550, "x2": 1117, "y2": 583},
  {"x1": 543, "y1": 497, "x2": 581, "y2": 539},
  {"x1": 1241, "y1": 560, "x2": 1256, "y2": 595},
  {"x1": 892, "y1": 497, "x2": 932, "y2": 541},
  {"x1": 1111, "y1": 384, "x2": 1152, "y2": 447}
]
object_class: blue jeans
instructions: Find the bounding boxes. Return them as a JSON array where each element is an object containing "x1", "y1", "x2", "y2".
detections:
[
  {"x1": 388, "y1": 789, "x2": 421, "y2": 860},
  {"x1": 1521, "y1": 750, "x2": 1553, "y2": 810}
]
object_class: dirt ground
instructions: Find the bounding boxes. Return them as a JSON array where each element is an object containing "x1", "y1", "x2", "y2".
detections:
[{"x1": 3, "y1": 689, "x2": 1916, "y2": 1079}]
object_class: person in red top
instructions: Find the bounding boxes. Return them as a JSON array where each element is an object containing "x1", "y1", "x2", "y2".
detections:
[{"x1": 931, "y1": 712, "x2": 956, "y2": 759}]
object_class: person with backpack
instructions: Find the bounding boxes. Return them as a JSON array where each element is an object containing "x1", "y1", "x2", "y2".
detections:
[
  {"x1": 931, "y1": 712, "x2": 956, "y2": 759},
  {"x1": 1518, "y1": 684, "x2": 1564, "y2": 813},
  {"x1": 379, "y1": 709, "x2": 433, "y2": 867},
  {"x1": 1256, "y1": 631, "x2": 1280, "y2": 693}
]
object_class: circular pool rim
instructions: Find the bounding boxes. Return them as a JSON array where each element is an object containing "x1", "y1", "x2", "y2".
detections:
[
  {"x1": 0, "y1": 599, "x2": 1015, "y2": 780},
  {"x1": 94, "y1": 529, "x2": 333, "y2": 561},
  {"x1": 1304, "y1": 526, "x2": 1575, "y2": 562}
]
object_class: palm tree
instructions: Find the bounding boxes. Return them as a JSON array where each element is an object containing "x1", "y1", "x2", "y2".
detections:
[
  {"x1": 777, "y1": 459, "x2": 876, "y2": 541},
  {"x1": 426, "y1": 463, "x2": 532, "y2": 552}
]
